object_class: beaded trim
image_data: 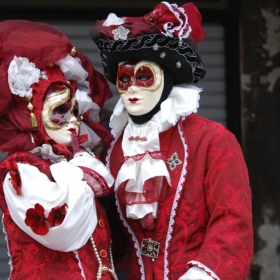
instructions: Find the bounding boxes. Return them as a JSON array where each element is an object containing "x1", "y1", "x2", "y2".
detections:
[{"x1": 90, "y1": 236, "x2": 115, "y2": 280}]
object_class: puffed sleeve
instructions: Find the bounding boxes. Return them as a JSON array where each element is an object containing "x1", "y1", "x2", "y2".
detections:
[
  {"x1": 3, "y1": 160, "x2": 97, "y2": 252},
  {"x1": 69, "y1": 152, "x2": 114, "y2": 197}
]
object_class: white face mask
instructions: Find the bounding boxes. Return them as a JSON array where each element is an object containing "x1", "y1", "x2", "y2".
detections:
[
  {"x1": 41, "y1": 85, "x2": 81, "y2": 147},
  {"x1": 117, "y1": 60, "x2": 164, "y2": 116}
]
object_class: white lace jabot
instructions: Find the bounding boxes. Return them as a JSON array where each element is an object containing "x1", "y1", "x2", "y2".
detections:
[{"x1": 110, "y1": 84, "x2": 201, "y2": 219}]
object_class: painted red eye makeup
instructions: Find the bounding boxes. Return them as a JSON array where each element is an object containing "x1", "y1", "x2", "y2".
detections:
[
  {"x1": 135, "y1": 66, "x2": 154, "y2": 87},
  {"x1": 117, "y1": 63, "x2": 135, "y2": 91}
]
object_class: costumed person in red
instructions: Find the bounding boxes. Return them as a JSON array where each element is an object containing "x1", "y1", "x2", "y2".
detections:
[
  {"x1": 90, "y1": 2, "x2": 253, "y2": 280},
  {"x1": 0, "y1": 20, "x2": 118, "y2": 280}
]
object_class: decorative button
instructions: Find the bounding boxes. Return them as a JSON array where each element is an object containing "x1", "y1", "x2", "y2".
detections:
[
  {"x1": 98, "y1": 219, "x2": 105, "y2": 228},
  {"x1": 100, "y1": 250, "x2": 107, "y2": 258},
  {"x1": 153, "y1": 44, "x2": 159, "y2": 51},
  {"x1": 128, "y1": 136, "x2": 148, "y2": 141},
  {"x1": 176, "y1": 61, "x2": 182, "y2": 68},
  {"x1": 70, "y1": 47, "x2": 77, "y2": 56}
]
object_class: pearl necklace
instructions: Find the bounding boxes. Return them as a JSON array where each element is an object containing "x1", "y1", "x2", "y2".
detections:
[{"x1": 90, "y1": 236, "x2": 115, "y2": 280}]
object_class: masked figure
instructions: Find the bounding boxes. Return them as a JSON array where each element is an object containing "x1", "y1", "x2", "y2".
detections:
[
  {"x1": 0, "y1": 20, "x2": 117, "y2": 280},
  {"x1": 90, "y1": 2, "x2": 253, "y2": 280}
]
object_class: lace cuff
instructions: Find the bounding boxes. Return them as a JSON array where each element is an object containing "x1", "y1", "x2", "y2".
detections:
[
  {"x1": 179, "y1": 266, "x2": 214, "y2": 280},
  {"x1": 184, "y1": 261, "x2": 220, "y2": 280}
]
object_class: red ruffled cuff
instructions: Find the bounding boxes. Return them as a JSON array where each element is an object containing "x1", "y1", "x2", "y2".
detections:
[{"x1": 78, "y1": 165, "x2": 110, "y2": 197}]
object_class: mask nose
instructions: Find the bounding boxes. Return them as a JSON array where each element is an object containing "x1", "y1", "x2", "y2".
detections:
[
  {"x1": 68, "y1": 115, "x2": 80, "y2": 125},
  {"x1": 127, "y1": 85, "x2": 138, "y2": 94}
]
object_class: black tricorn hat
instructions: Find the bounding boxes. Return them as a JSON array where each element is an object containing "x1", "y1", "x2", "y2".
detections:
[{"x1": 90, "y1": 2, "x2": 206, "y2": 85}]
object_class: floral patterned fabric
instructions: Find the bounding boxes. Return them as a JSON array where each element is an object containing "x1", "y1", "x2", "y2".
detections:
[{"x1": 108, "y1": 114, "x2": 253, "y2": 280}]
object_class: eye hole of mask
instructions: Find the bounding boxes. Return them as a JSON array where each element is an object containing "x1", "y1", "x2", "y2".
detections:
[
  {"x1": 51, "y1": 100, "x2": 79, "y2": 125},
  {"x1": 135, "y1": 66, "x2": 154, "y2": 87},
  {"x1": 117, "y1": 64, "x2": 155, "y2": 90}
]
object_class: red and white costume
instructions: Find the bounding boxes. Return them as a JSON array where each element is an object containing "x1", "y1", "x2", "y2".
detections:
[
  {"x1": 0, "y1": 20, "x2": 117, "y2": 280},
  {"x1": 0, "y1": 147, "x2": 116, "y2": 279},
  {"x1": 89, "y1": 2, "x2": 253, "y2": 279},
  {"x1": 106, "y1": 85, "x2": 253, "y2": 280}
]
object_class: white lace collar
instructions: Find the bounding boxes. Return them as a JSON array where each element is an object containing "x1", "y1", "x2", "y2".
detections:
[
  {"x1": 29, "y1": 144, "x2": 66, "y2": 163},
  {"x1": 109, "y1": 84, "x2": 201, "y2": 136}
]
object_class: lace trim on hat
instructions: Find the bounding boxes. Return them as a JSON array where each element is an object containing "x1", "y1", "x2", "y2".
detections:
[
  {"x1": 162, "y1": 2, "x2": 192, "y2": 39},
  {"x1": 188, "y1": 261, "x2": 220, "y2": 280}
]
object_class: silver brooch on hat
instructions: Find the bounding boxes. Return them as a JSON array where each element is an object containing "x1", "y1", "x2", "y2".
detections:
[
  {"x1": 39, "y1": 70, "x2": 48, "y2": 80},
  {"x1": 176, "y1": 61, "x2": 182, "y2": 68},
  {"x1": 112, "y1": 25, "x2": 130, "y2": 40},
  {"x1": 153, "y1": 44, "x2": 159, "y2": 51}
]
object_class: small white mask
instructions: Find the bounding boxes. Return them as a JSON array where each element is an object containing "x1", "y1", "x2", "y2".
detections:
[{"x1": 41, "y1": 85, "x2": 81, "y2": 147}]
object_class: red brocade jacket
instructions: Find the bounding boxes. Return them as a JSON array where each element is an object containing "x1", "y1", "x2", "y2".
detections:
[
  {"x1": 0, "y1": 152, "x2": 115, "y2": 280},
  {"x1": 107, "y1": 114, "x2": 253, "y2": 280}
]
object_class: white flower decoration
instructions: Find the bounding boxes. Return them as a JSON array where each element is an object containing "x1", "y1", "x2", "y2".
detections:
[
  {"x1": 8, "y1": 56, "x2": 40, "y2": 98},
  {"x1": 112, "y1": 25, "x2": 130, "y2": 40}
]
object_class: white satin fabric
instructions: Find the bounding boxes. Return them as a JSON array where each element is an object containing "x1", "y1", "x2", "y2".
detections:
[
  {"x1": 110, "y1": 84, "x2": 201, "y2": 219},
  {"x1": 118, "y1": 119, "x2": 171, "y2": 219},
  {"x1": 3, "y1": 147, "x2": 114, "y2": 252}
]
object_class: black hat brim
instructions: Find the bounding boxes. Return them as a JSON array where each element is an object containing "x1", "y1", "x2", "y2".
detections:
[{"x1": 95, "y1": 33, "x2": 205, "y2": 85}]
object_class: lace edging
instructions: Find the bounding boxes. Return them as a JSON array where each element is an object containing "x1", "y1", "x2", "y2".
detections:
[
  {"x1": 109, "y1": 135, "x2": 145, "y2": 278},
  {"x1": 114, "y1": 192, "x2": 145, "y2": 280},
  {"x1": 164, "y1": 123, "x2": 188, "y2": 279},
  {"x1": 188, "y1": 261, "x2": 220, "y2": 280},
  {"x1": 73, "y1": 250, "x2": 86, "y2": 279},
  {"x1": 105, "y1": 133, "x2": 121, "y2": 170},
  {"x1": 2, "y1": 214, "x2": 13, "y2": 277},
  {"x1": 161, "y1": 2, "x2": 191, "y2": 39}
]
